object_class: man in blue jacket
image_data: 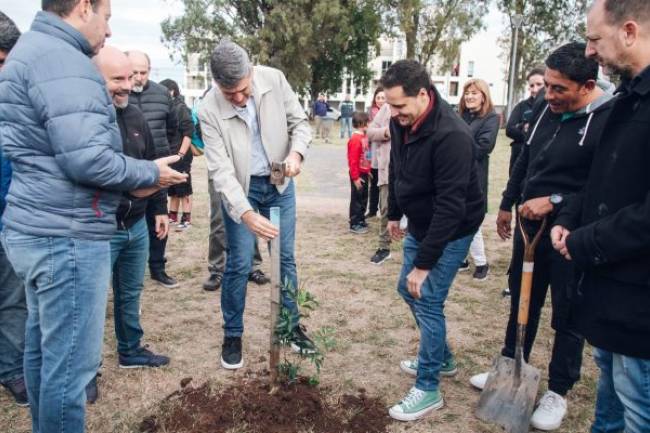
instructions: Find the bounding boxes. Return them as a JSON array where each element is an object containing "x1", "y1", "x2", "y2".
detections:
[
  {"x1": 0, "y1": 11, "x2": 28, "y2": 408},
  {"x1": 0, "y1": 1, "x2": 186, "y2": 432}
]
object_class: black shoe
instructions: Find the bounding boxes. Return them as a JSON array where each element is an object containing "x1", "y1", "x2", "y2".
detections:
[
  {"x1": 502, "y1": 287, "x2": 511, "y2": 297},
  {"x1": 1, "y1": 377, "x2": 28, "y2": 407},
  {"x1": 151, "y1": 271, "x2": 179, "y2": 289},
  {"x1": 458, "y1": 260, "x2": 470, "y2": 272},
  {"x1": 221, "y1": 336, "x2": 243, "y2": 369},
  {"x1": 119, "y1": 346, "x2": 170, "y2": 369},
  {"x1": 473, "y1": 264, "x2": 490, "y2": 280},
  {"x1": 290, "y1": 325, "x2": 316, "y2": 354},
  {"x1": 349, "y1": 224, "x2": 368, "y2": 234},
  {"x1": 85, "y1": 373, "x2": 99, "y2": 404},
  {"x1": 248, "y1": 270, "x2": 270, "y2": 285},
  {"x1": 203, "y1": 272, "x2": 223, "y2": 291},
  {"x1": 370, "y1": 248, "x2": 391, "y2": 265}
]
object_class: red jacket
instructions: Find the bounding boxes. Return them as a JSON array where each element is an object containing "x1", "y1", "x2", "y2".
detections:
[{"x1": 347, "y1": 131, "x2": 371, "y2": 180}]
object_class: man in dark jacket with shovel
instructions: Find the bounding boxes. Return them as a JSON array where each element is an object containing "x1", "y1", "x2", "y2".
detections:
[
  {"x1": 382, "y1": 60, "x2": 485, "y2": 421},
  {"x1": 553, "y1": 1, "x2": 650, "y2": 431},
  {"x1": 470, "y1": 42, "x2": 613, "y2": 431}
]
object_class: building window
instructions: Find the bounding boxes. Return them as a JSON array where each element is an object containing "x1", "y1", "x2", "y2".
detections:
[
  {"x1": 449, "y1": 81, "x2": 459, "y2": 97},
  {"x1": 381, "y1": 60, "x2": 392, "y2": 74},
  {"x1": 468, "y1": 61, "x2": 475, "y2": 78}
]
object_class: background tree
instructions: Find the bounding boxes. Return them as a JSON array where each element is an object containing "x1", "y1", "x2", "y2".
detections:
[
  {"x1": 385, "y1": 0, "x2": 488, "y2": 73},
  {"x1": 161, "y1": 0, "x2": 382, "y2": 100},
  {"x1": 498, "y1": 0, "x2": 588, "y2": 105}
]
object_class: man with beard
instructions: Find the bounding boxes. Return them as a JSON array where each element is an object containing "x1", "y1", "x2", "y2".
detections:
[
  {"x1": 469, "y1": 42, "x2": 613, "y2": 431},
  {"x1": 85, "y1": 46, "x2": 172, "y2": 403},
  {"x1": 126, "y1": 50, "x2": 179, "y2": 288},
  {"x1": 552, "y1": 1, "x2": 650, "y2": 431}
]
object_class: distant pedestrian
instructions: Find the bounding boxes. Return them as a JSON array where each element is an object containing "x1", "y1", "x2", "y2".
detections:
[
  {"x1": 347, "y1": 112, "x2": 371, "y2": 234},
  {"x1": 339, "y1": 94, "x2": 354, "y2": 139},
  {"x1": 160, "y1": 78, "x2": 195, "y2": 231},
  {"x1": 506, "y1": 68, "x2": 545, "y2": 174},
  {"x1": 313, "y1": 94, "x2": 329, "y2": 141},
  {"x1": 366, "y1": 87, "x2": 386, "y2": 219},
  {"x1": 367, "y1": 89, "x2": 392, "y2": 265},
  {"x1": 458, "y1": 79, "x2": 499, "y2": 281}
]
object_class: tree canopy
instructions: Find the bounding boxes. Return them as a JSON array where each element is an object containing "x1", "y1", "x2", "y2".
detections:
[{"x1": 161, "y1": 0, "x2": 382, "y2": 99}]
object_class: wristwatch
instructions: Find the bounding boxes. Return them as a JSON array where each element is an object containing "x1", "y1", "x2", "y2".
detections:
[{"x1": 549, "y1": 193, "x2": 563, "y2": 205}]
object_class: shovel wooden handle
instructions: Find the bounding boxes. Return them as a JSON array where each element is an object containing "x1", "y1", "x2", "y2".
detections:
[{"x1": 516, "y1": 216, "x2": 547, "y2": 326}]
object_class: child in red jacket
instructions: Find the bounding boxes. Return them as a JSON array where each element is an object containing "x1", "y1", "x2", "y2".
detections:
[{"x1": 347, "y1": 112, "x2": 371, "y2": 234}]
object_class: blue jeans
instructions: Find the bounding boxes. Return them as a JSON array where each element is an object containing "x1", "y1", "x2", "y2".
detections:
[
  {"x1": 221, "y1": 177, "x2": 298, "y2": 337},
  {"x1": 2, "y1": 229, "x2": 110, "y2": 433},
  {"x1": 110, "y1": 217, "x2": 149, "y2": 355},
  {"x1": 592, "y1": 347, "x2": 650, "y2": 433},
  {"x1": 397, "y1": 233, "x2": 473, "y2": 391},
  {"x1": 0, "y1": 240, "x2": 26, "y2": 383},
  {"x1": 340, "y1": 117, "x2": 352, "y2": 138}
]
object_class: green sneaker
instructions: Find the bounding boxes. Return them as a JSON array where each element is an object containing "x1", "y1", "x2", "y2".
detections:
[
  {"x1": 389, "y1": 387, "x2": 444, "y2": 421},
  {"x1": 399, "y1": 357, "x2": 458, "y2": 377}
]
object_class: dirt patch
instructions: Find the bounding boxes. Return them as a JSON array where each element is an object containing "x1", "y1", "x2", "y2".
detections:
[{"x1": 139, "y1": 372, "x2": 391, "y2": 433}]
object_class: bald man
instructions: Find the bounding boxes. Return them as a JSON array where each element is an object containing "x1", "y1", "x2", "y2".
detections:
[
  {"x1": 125, "y1": 50, "x2": 180, "y2": 288},
  {"x1": 88, "y1": 48, "x2": 170, "y2": 402}
]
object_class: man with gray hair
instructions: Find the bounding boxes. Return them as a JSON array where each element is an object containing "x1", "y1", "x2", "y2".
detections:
[{"x1": 199, "y1": 40, "x2": 313, "y2": 369}]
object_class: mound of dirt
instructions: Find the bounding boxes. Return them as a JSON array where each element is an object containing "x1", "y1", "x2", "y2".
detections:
[{"x1": 139, "y1": 372, "x2": 391, "y2": 433}]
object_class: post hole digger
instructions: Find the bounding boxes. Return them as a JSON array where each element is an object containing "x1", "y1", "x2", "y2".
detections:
[{"x1": 476, "y1": 216, "x2": 547, "y2": 433}]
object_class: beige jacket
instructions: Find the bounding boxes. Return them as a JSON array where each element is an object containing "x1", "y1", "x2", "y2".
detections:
[
  {"x1": 366, "y1": 103, "x2": 392, "y2": 186},
  {"x1": 199, "y1": 66, "x2": 311, "y2": 222}
]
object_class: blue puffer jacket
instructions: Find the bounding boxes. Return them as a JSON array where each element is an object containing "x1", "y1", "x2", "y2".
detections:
[{"x1": 0, "y1": 11, "x2": 159, "y2": 240}]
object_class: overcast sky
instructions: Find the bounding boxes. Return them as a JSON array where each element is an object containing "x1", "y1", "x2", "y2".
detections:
[
  {"x1": 0, "y1": 1, "x2": 508, "y2": 90},
  {"x1": 1, "y1": 0, "x2": 187, "y2": 84}
]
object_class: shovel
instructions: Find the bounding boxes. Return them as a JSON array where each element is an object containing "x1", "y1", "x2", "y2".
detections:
[{"x1": 475, "y1": 216, "x2": 547, "y2": 433}]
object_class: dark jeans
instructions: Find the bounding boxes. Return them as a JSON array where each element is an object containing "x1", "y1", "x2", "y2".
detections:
[
  {"x1": 502, "y1": 222, "x2": 585, "y2": 396},
  {"x1": 349, "y1": 173, "x2": 368, "y2": 227},
  {"x1": 146, "y1": 200, "x2": 167, "y2": 274},
  {"x1": 221, "y1": 177, "x2": 299, "y2": 337},
  {"x1": 368, "y1": 168, "x2": 379, "y2": 215},
  {"x1": 110, "y1": 217, "x2": 148, "y2": 355},
  {"x1": 0, "y1": 241, "x2": 26, "y2": 383}
]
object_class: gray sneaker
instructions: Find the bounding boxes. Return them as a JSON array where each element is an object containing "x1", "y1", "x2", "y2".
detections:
[{"x1": 350, "y1": 224, "x2": 368, "y2": 234}]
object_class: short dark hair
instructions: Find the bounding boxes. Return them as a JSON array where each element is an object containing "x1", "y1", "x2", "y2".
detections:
[
  {"x1": 603, "y1": 0, "x2": 650, "y2": 25},
  {"x1": 380, "y1": 60, "x2": 431, "y2": 97},
  {"x1": 0, "y1": 12, "x2": 20, "y2": 54},
  {"x1": 42, "y1": 0, "x2": 101, "y2": 17},
  {"x1": 545, "y1": 42, "x2": 599, "y2": 85},
  {"x1": 352, "y1": 111, "x2": 369, "y2": 129},
  {"x1": 159, "y1": 79, "x2": 180, "y2": 98},
  {"x1": 526, "y1": 67, "x2": 545, "y2": 81}
]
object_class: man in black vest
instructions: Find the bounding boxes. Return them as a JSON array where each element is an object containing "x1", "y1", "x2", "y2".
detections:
[
  {"x1": 553, "y1": 1, "x2": 650, "y2": 431},
  {"x1": 127, "y1": 50, "x2": 179, "y2": 288}
]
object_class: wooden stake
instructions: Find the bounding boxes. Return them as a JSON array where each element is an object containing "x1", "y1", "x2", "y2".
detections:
[{"x1": 269, "y1": 206, "x2": 281, "y2": 382}]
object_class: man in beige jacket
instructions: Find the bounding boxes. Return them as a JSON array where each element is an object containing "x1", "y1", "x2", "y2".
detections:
[{"x1": 198, "y1": 40, "x2": 313, "y2": 369}]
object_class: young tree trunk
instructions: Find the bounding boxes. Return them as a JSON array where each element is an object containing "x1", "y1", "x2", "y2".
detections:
[{"x1": 269, "y1": 206, "x2": 281, "y2": 382}]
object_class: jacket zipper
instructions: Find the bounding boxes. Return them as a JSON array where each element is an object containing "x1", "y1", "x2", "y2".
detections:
[{"x1": 120, "y1": 200, "x2": 132, "y2": 230}]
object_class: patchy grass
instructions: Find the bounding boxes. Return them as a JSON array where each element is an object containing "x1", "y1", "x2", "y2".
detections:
[{"x1": 1, "y1": 131, "x2": 598, "y2": 432}]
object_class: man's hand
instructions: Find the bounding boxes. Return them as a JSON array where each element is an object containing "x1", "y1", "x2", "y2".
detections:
[
  {"x1": 155, "y1": 214, "x2": 170, "y2": 240},
  {"x1": 407, "y1": 267, "x2": 429, "y2": 299},
  {"x1": 284, "y1": 151, "x2": 303, "y2": 177},
  {"x1": 353, "y1": 178, "x2": 363, "y2": 190},
  {"x1": 496, "y1": 210, "x2": 513, "y2": 240},
  {"x1": 550, "y1": 225, "x2": 572, "y2": 260},
  {"x1": 241, "y1": 210, "x2": 279, "y2": 241},
  {"x1": 155, "y1": 155, "x2": 188, "y2": 187},
  {"x1": 130, "y1": 186, "x2": 161, "y2": 198},
  {"x1": 387, "y1": 220, "x2": 405, "y2": 241},
  {"x1": 519, "y1": 196, "x2": 553, "y2": 220}
]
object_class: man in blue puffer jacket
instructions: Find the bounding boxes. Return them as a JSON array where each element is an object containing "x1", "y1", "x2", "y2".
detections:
[{"x1": 0, "y1": 2, "x2": 187, "y2": 432}]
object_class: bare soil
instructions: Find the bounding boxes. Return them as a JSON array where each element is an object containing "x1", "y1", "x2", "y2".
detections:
[{"x1": 1, "y1": 132, "x2": 599, "y2": 433}]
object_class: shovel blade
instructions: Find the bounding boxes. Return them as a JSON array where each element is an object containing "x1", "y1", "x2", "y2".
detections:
[{"x1": 476, "y1": 355, "x2": 541, "y2": 433}]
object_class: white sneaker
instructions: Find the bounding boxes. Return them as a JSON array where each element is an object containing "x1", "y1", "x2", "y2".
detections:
[
  {"x1": 469, "y1": 372, "x2": 489, "y2": 390},
  {"x1": 531, "y1": 390, "x2": 567, "y2": 431}
]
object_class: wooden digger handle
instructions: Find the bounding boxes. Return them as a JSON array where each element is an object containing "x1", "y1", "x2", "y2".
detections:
[{"x1": 516, "y1": 216, "x2": 547, "y2": 326}]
